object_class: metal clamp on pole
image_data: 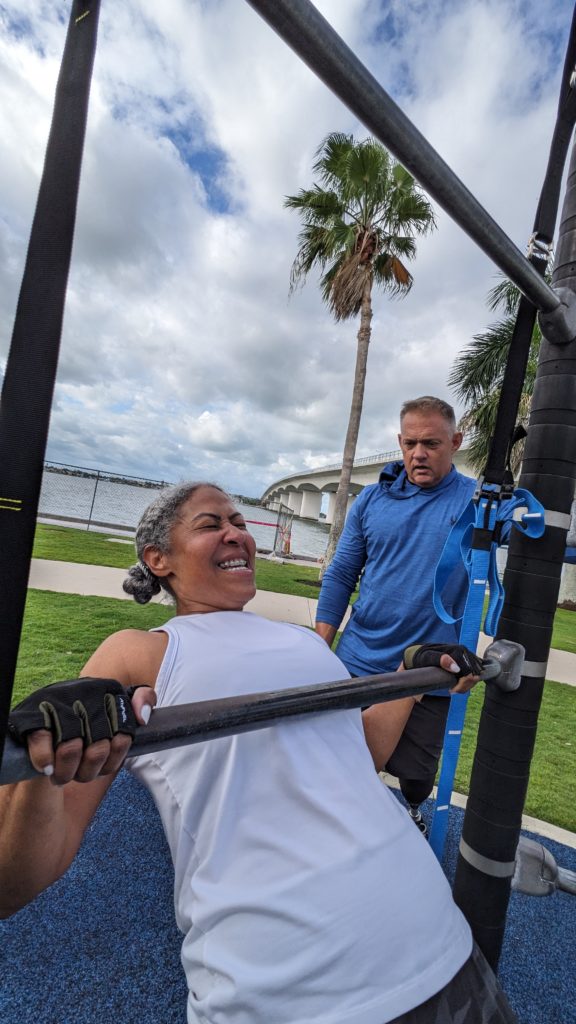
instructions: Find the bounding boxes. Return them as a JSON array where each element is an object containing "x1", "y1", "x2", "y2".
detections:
[
  {"x1": 538, "y1": 285, "x2": 576, "y2": 345},
  {"x1": 512, "y1": 837, "x2": 576, "y2": 897}
]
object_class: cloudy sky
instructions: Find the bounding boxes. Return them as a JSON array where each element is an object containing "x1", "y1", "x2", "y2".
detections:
[{"x1": 0, "y1": 0, "x2": 573, "y2": 497}]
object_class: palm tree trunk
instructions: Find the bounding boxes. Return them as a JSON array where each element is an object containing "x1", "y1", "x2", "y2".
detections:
[{"x1": 321, "y1": 277, "x2": 373, "y2": 577}]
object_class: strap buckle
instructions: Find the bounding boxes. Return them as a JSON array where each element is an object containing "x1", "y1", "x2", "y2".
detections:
[
  {"x1": 526, "y1": 232, "x2": 553, "y2": 262},
  {"x1": 473, "y1": 476, "x2": 515, "y2": 504}
]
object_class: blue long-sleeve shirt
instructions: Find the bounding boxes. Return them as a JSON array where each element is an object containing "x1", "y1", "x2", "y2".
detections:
[{"x1": 317, "y1": 465, "x2": 479, "y2": 681}]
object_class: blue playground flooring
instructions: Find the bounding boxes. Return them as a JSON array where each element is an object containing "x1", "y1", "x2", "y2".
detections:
[{"x1": 1, "y1": 770, "x2": 574, "y2": 1024}]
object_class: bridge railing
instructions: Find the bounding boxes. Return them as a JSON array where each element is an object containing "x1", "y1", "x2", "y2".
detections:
[{"x1": 317, "y1": 449, "x2": 400, "y2": 473}]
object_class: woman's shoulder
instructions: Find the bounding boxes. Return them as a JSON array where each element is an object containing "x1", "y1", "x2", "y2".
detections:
[{"x1": 82, "y1": 628, "x2": 169, "y2": 688}]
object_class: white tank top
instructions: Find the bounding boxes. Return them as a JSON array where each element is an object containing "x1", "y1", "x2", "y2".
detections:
[{"x1": 128, "y1": 611, "x2": 472, "y2": 1024}]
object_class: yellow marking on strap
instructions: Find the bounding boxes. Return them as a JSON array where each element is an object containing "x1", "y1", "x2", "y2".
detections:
[
  {"x1": 75, "y1": 9, "x2": 91, "y2": 24},
  {"x1": 0, "y1": 497, "x2": 23, "y2": 511}
]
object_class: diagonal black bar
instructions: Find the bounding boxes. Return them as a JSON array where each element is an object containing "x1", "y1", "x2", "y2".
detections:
[
  {"x1": 246, "y1": 0, "x2": 560, "y2": 315},
  {"x1": 0, "y1": 665, "x2": 458, "y2": 785}
]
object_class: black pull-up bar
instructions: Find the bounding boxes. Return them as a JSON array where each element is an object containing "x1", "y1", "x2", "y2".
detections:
[
  {"x1": 246, "y1": 0, "x2": 561, "y2": 319},
  {"x1": 1, "y1": 662, "x2": 500, "y2": 786}
]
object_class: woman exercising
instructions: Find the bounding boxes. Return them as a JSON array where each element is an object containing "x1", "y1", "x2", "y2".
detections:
[{"x1": 0, "y1": 482, "x2": 517, "y2": 1023}]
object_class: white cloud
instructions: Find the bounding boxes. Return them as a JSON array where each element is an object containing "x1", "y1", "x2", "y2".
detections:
[{"x1": 0, "y1": 0, "x2": 572, "y2": 498}]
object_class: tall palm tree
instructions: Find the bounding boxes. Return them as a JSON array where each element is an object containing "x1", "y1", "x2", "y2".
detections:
[
  {"x1": 448, "y1": 278, "x2": 541, "y2": 476},
  {"x1": 285, "y1": 132, "x2": 436, "y2": 570}
]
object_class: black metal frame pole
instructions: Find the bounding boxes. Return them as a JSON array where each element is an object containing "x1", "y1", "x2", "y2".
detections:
[
  {"x1": 0, "y1": 664, "x2": 459, "y2": 785},
  {"x1": 0, "y1": 1, "x2": 100, "y2": 771},
  {"x1": 453, "y1": 141, "x2": 576, "y2": 968},
  {"x1": 246, "y1": 0, "x2": 560, "y2": 315}
]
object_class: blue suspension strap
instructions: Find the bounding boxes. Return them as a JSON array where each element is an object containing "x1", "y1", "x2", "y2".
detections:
[{"x1": 428, "y1": 481, "x2": 545, "y2": 859}]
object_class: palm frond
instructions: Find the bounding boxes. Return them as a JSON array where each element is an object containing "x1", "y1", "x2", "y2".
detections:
[
  {"x1": 486, "y1": 278, "x2": 520, "y2": 315},
  {"x1": 375, "y1": 233, "x2": 417, "y2": 262},
  {"x1": 284, "y1": 186, "x2": 345, "y2": 225},
  {"x1": 448, "y1": 318, "x2": 515, "y2": 403},
  {"x1": 372, "y1": 254, "x2": 412, "y2": 295}
]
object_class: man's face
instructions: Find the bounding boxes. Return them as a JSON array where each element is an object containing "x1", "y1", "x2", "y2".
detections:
[{"x1": 398, "y1": 410, "x2": 462, "y2": 488}]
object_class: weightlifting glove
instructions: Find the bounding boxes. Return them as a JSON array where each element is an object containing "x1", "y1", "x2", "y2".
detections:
[
  {"x1": 8, "y1": 677, "x2": 139, "y2": 748},
  {"x1": 403, "y1": 643, "x2": 485, "y2": 680}
]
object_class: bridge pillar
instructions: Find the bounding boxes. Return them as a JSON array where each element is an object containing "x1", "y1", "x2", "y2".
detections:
[
  {"x1": 286, "y1": 491, "x2": 303, "y2": 515},
  {"x1": 325, "y1": 492, "x2": 337, "y2": 525},
  {"x1": 300, "y1": 490, "x2": 322, "y2": 520},
  {"x1": 325, "y1": 492, "x2": 356, "y2": 525}
]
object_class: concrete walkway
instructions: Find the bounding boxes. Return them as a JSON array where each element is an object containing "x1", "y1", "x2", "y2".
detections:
[{"x1": 29, "y1": 558, "x2": 576, "y2": 686}]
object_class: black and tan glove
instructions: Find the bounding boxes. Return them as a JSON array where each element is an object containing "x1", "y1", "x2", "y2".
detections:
[
  {"x1": 403, "y1": 643, "x2": 484, "y2": 680},
  {"x1": 8, "y1": 677, "x2": 139, "y2": 748}
]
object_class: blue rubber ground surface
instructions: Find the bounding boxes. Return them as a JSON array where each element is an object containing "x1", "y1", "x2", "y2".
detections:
[{"x1": 1, "y1": 771, "x2": 574, "y2": 1024}]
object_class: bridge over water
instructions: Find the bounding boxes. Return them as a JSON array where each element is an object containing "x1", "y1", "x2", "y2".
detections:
[{"x1": 261, "y1": 449, "x2": 475, "y2": 524}]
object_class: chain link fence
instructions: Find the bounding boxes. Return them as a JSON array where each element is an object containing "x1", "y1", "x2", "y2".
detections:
[{"x1": 38, "y1": 462, "x2": 293, "y2": 555}]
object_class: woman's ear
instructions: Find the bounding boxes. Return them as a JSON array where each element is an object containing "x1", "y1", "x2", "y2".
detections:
[{"x1": 143, "y1": 546, "x2": 171, "y2": 578}]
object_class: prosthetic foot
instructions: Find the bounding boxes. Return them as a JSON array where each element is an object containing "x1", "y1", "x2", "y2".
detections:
[{"x1": 408, "y1": 804, "x2": 428, "y2": 839}]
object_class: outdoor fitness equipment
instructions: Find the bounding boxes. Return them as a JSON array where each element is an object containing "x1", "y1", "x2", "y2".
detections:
[
  {"x1": 512, "y1": 837, "x2": 576, "y2": 898},
  {"x1": 1, "y1": 0, "x2": 575, "y2": 974},
  {"x1": 246, "y1": 0, "x2": 576, "y2": 968},
  {"x1": 0, "y1": 638, "x2": 524, "y2": 786}
]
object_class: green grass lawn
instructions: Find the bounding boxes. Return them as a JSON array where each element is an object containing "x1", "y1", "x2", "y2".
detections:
[
  {"x1": 453, "y1": 682, "x2": 575, "y2": 834},
  {"x1": 13, "y1": 589, "x2": 576, "y2": 833},
  {"x1": 548, "y1": 609, "x2": 576, "y2": 655},
  {"x1": 33, "y1": 524, "x2": 138, "y2": 569},
  {"x1": 33, "y1": 523, "x2": 573, "y2": 650},
  {"x1": 13, "y1": 589, "x2": 176, "y2": 706}
]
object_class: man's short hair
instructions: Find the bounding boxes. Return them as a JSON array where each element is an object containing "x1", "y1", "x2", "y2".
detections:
[{"x1": 400, "y1": 396, "x2": 456, "y2": 432}]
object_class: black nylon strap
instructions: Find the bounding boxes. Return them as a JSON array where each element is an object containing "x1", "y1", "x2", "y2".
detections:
[
  {"x1": 0, "y1": 1, "x2": 101, "y2": 770},
  {"x1": 482, "y1": 4, "x2": 576, "y2": 484}
]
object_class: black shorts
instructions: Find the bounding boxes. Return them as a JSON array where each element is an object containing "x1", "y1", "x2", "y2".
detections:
[
  {"x1": 389, "y1": 943, "x2": 518, "y2": 1023},
  {"x1": 385, "y1": 694, "x2": 450, "y2": 782}
]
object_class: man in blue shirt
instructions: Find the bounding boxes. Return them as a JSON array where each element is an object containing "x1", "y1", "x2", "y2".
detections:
[{"x1": 316, "y1": 396, "x2": 478, "y2": 836}]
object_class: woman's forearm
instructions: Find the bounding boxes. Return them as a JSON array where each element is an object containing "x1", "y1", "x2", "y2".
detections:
[{"x1": 0, "y1": 778, "x2": 70, "y2": 917}]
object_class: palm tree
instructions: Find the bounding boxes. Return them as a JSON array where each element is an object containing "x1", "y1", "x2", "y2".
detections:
[
  {"x1": 285, "y1": 132, "x2": 436, "y2": 570},
  {"x1": 448, "y1": 278, "x2": 541, "y2": 476}
]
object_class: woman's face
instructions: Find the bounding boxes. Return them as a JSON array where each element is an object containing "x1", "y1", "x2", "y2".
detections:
[{"x1": 145, "y1": 486, "x2": 257, "y2": 615}]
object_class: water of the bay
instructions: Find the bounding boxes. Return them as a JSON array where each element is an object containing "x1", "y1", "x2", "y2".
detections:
[
  {"x1": 38, "y1": 470, "x2": 330, "y2": 560},
  {"x1": 34, "y1": 469, "x2": 576, "y2": 599}
]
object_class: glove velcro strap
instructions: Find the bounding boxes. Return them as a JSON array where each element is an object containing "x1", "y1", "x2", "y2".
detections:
[{"x1": 402, "y1": 645, "x2": 422, "y2": 670}]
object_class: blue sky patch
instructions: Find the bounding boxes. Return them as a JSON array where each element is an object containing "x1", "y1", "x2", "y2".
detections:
[{"x1": 166, "y1": 127, "x2": 232, "y2": 215}]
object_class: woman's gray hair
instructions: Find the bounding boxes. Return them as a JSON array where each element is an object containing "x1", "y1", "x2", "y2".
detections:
[{"x1": 122, "y1": 481, "x2": 227, "y2": 604}]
